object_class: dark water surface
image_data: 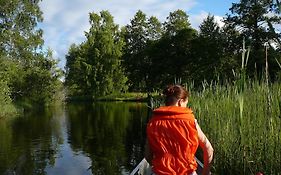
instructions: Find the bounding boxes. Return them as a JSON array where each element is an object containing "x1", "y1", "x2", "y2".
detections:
[{"x1": 0, "y1": 102, "x2": 149, "y2": 175}]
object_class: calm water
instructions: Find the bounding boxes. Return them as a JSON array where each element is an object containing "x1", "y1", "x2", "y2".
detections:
[{"x1": 0, "y1": 102, "x2": 149, "y2": 175}]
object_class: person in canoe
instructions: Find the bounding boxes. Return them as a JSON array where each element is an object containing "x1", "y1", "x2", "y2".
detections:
[{"x1": 145, "y1": 84, "x2": 214, "y2": 175}]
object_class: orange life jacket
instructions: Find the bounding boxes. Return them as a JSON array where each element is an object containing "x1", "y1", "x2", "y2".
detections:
[{"x1": 146, "y1": 106, "x2": 199, "y2": 175}]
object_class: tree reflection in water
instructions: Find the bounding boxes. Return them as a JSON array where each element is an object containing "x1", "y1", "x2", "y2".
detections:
[
  {"x1": 0, "y1": 107, "x2": 63, "y2": 175},
  {"x1": 66, "y1": 102, "x2": 148, "y2": 174},
  {"x1": 0, "y1": 102, "x2": 148, "y2": 174}
]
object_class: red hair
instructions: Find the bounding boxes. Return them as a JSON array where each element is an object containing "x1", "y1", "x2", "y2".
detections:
[{"x1": 163, "y1": 84, "x2": 189, "y2": 106}]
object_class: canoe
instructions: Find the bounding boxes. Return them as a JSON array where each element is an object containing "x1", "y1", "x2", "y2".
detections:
[{"x1": 130, "y1": 157, "x2": 204, "y2": 175}]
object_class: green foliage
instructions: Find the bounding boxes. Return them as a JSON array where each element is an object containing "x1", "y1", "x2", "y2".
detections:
[
  {"x1": 65, "y1": 11, "x2": 128, "y2": 98},
  {"x1": 122, "y1": 10, "x2": 163, "y2": 92},
  {"x1": 0, "y1": 0, "x2": 63, "y2": 114},
  {"x1": 122, "y1": 10, "x2": 199, "y2": 91},
  {"x1": 147, "y1": 10, "x2": 196, "y2": 89},
  {"x1": 65, "y1": 6, "x2": 280, "y2": 96},
  {"x1": 0, "y1": 57, "x2": 17, "y2": 117},
  {"x1": 163, "y1": 9, "x2": 192, "y2": 36},
  {"x1": 190, "y1": 15, "x2": 226, "y2": 84},
  {"x1": 0, "y1": 0, "x2": 44, "y2": 60},
  {"x1": 0, "y1": 78, "x2": 16, "y2": 117}
]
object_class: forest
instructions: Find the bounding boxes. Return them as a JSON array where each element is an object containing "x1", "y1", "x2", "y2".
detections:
[
  {"x1": 0, "y1": 0, "x2": 280, "y2": 116},
  {"x1": 64, "y1": 1, "x2": 281, "y2": 98}
]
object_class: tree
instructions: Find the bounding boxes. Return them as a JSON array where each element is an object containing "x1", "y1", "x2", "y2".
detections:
[
  {"x1": 122, "y1": 10, "x2": 162, "y2": 91},
  {"x1": 144, "y1": 16, "x2": 163, "y2": 91},
  {"x1": 188, "y1": 15, "x2": 239, "y2": 83},
  {"x1": 147, "y1": 10, "x2": 196, "y2": 88},
  {"x1": 225, "y1": 0, "x2": 281, "y2": 78},
  {"x1": 0, "y1": 0, "x2": 62, "y2": 106},
  {"x1": 65, "y1": 44, "x2": 93, "y2": 96},
  {"x1": 163, "y1": 9, "x2": 192, "y2": 36},
  {"x1": 0, "y1": 0, "x2": 44, "y2": 63},
  {"x1": 122, "y1": 10, "x2": 148, "y2": 91},
  {"x1": 199, "y1": 15, "x2": 220, "y2": 39},
  {"x1": 65, "y1": 11, "x2": 128, "y2": 98},
  {"x1": 147, "y1": 16, "x2": 163, "y2": 41}
]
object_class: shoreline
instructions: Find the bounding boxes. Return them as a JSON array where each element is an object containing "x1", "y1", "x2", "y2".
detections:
[{"x1": 65, "y1": 93, "x2": 151, "y2": 103}]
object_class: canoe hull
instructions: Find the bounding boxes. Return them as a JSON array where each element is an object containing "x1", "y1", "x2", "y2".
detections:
[{"x1": 130, "y1": 158, "x2": 204, "y2": 175}]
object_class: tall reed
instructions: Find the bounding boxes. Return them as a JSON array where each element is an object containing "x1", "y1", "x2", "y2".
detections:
[{"x1": 190, "y1": 81, "x2": 281, "y2": 174}]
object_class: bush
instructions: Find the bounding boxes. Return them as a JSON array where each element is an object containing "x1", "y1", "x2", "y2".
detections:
[{"x1": 0, "y1": 79, "x2": 16, "y2": 118}]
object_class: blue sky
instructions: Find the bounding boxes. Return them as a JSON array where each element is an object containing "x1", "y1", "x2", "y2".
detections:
[
  {"x1": 39, "y1": 0, "x2": 239, "y2": 69},
  {"x1": 189, "y1": 0, "x2": 236, "y2": 15}
]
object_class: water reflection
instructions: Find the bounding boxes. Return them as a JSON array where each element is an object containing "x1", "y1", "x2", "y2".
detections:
[
  {"x1": 0, "y1": 102, "x2": 148, "y2": 175},
  {"x1": 66, "y1": 102, "x2": 148, "y2": 174},
  {"x1": 0, "y1": 107, "x2": 63, "y2": 175}
]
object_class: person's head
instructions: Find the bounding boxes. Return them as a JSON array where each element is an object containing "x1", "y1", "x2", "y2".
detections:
[{"x1": 163, "y1": 84, "x2": 189, "y2": 107}]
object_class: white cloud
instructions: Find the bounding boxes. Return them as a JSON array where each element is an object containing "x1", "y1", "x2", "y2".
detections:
[
  {"x1": 214, "y1": 15, "x2": 224, "y2": 28},
  {"x1": 189, "y1": 10, "x2": 224, "y2": 30},
  {"x1": 39, "y1": 0, "x2": 198, "y2": 69},
  {"x1": 189, "y1": 10, "x2": 208, "y2": 29}
]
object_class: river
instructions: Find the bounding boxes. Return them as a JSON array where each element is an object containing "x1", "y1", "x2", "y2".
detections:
[{"x1": 0, "y1": 102, "x2": 149, "y2": 175}]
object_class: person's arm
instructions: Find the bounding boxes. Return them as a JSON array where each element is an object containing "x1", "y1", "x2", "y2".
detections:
[
  {"x1": 144, "y1": 138, "x2": 153, "y2": 165},
  {"x1": 196, "y1": 120, "x2": 214, "y2": 175}
]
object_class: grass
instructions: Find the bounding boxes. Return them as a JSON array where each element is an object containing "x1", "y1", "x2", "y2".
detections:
[{"x1": 188, "y1": 80, "x2": 281, "y2": 174}]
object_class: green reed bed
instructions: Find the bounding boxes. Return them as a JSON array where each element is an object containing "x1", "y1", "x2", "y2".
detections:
[{"x1": 190, "y1": 81, "x2": 281, "y2": 174}]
